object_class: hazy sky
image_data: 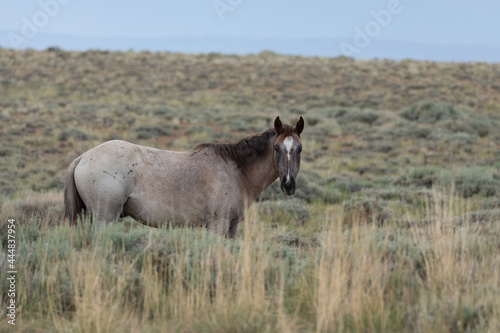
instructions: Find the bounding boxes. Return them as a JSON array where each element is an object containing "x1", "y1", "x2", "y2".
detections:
[{"x1": 1, "y1": 0, "x2": 499, "y2": 60}]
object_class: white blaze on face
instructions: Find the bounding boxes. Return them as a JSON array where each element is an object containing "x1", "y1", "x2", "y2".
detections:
[
  {"x1": 283, "y1": 136, "x2": 294, "y2": 182},
  {"x1": 283, "y1": 136, "x2": 294, "y2": 161}
]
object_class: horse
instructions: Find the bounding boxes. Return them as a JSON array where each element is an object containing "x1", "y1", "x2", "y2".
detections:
[{"x1": 64, "y1": 116, "x2": 304, "y2": 238}]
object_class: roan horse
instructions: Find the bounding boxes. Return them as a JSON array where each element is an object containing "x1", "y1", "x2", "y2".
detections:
[{"x1": 64, "y1": 116, "x2": 304, "y2": 238}]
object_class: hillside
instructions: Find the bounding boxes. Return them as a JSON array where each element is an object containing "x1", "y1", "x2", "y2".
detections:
[
  {"x1": 1, "y1": 49, "x2": 500, "y2": 332},
  {"x1": 1, "y1": 48, "x2": 499, "y2": 200},
  {"x1": 2, "y1": 48, "x2": 500, "y2": 110},
  {"x1": 0, "y1": 50, "x2": 500, "y2": 194}
]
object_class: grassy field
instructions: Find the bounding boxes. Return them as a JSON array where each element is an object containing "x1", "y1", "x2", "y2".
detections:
[{"x1": 1, "y1": 48, "x2": 500, "y2": 332}]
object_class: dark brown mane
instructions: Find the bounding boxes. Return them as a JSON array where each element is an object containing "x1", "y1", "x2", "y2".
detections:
[{"x1": 195, "y1": 128, "x2": 276, "y2": 169}]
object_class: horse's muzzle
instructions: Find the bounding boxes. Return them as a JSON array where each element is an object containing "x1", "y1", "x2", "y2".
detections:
[{"x1": 281, "y1": 178, "x2": 296, "y2": 195}]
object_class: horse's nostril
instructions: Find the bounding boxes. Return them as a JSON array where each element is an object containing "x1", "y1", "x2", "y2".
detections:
[{"x1": 281, "y1": 179, "x2": 296, "y2": 195}]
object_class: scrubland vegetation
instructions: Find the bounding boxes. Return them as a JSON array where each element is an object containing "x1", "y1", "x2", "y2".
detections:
[{"x1": 1, "y1": 48, "x2": 500, "y2": 332}]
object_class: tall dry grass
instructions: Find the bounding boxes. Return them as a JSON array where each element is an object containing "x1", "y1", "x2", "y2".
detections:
[{"x1": 1, "y1": 190, "x2": 499, "y2": 332}]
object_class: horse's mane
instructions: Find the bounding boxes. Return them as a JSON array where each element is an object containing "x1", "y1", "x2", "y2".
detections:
[{"x1": 195, "y1": 128, "x2": 278, "y2": 169}]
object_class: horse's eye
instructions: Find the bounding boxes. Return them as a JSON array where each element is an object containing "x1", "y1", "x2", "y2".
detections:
[
  {"x1": 298, "y1": 147, "x2": 302, "y2": 153},
  {"x1": 275, "y1": 146, "x2": 279, "y2": 152}
]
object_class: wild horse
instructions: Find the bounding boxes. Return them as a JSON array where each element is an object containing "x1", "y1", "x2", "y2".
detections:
[{"x1": 64, "y1": 116, "x2": 304, "y2": 238}]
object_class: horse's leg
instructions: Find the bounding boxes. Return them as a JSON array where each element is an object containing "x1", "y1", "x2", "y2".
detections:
[
  {"x1": 95, "y1": 204, "x2": 123, "y2": 223},
  {"x1": 207, "y1": 218, "x2": 230, "y2": 237},
  {"x1": 227, "y1": 223, "x2": 238, "y2": 239},
  {"x1": 89, "y1": 194, "x2": 126, "y2": 225},
  {"x1": 226, "y1": 217, "x2": 241, "y2": 239}
]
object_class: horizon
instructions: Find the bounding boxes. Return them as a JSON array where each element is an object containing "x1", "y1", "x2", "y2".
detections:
[{"x1": 1, "y1": 1, "x2": 500, "y2": 63}]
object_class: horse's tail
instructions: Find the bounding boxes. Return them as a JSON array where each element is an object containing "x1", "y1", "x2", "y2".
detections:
[{"x1": 64, "y1": 155, "x2": 86, "y2": 225}]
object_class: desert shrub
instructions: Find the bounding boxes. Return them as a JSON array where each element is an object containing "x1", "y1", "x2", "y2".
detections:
[
  {"x1": 399, "y1": 101, "x2": 462, "y2": 123},
  {"x1": 442, "y1": 132, "x2": 478, "y2": 145},
  {"x1": 305, "y1": 107, "x2": 338, "y2": 119},
  {"x1": 457, "y1": 168, "x2": 498, "y2": 198},
  {"x1": 0, "y1": 179, "x2": 15, "y2": 195},
  {"x1": 479, "y1": 196, "x2": 500, "y2": 210},
  {"x1": 305, "y1": 117, "x2": 320, "y2": 126},
  {"x1": 387, "y1": 122, "x2": 432, "y2": 139},
  {"x1": 135, "y1": 126, "x2": 171, "y2": 139},
  {"x1": 185, "y1": 125, "x2": 215, "y2": 137},
  {"x1": 363, "y1": 186, "x2": 443, "y2": 209},
  {"x1": 58, "y1": 129, "x2": 91, "y2": 141},
  {"x1": 383, "y1": 237, "x2": 428, "y2": 281},
  {"x1": 16, "y1": 245, "x2": 75, "y2": 315},
  {"x1": 443, "y1": 117, "x2": 493, "y2": 137},
  {"x1": 396, "y1": 166, "x2": 441, "y2": 188},
  {"x1": 451, "y1": 209, "x2": 500, "y2": 225},
  {"x1": 334, "y1": 107, "x2": 379, "y2": 126},
  {"x1": 363, "y1": 186, "x2": 406, "y2": 201},
  {"x1": 58, "y1": 113, "x2": 78, "y2": 123},
  {"x1": 305, "y1": 108, "x2": 342, "y2": 137},
  {"x1": 0, "y1": 147, "x2": 15, "y2": 157},
  {"x1": 218, "y1": 113, "x2": 269, "y2": 133},
  {"x1": 343, "y1": 197, "x2": 389, "y2": 225},
  {"x1": 469, "y1": 118, "x2": 493, "y2": 137},
  {"x1": 257, "y1": 170, "x2": 324, "y2": 203},
  {"x1": 436, "y1": 167, "x2": 500, "y2": 198},
  {"x1": 258, "y1": 49, "x2": 278, "y2": 58},
  {"x1": 271, "y1": 231, "x2": 310, "y2": 248},
  {"x1": 257, "y1": 199, "x2": 310, "y2": 225},
  {"x1": 101, "y1": 116, "x2": 115, "y2": 128},
  {"x1": 348, "y1": 109, "x2": 379, "y2": 126},
  {"x1": 368, "y1": 141, "x2": 397, "y2": 153},
  {"x1": 326, "y1": 174, "x2": 375, "y2": 194},
  {"x1": 468, "y1": 209, "x2": 500, "y2": 223},
  {"x1": 320, "y1": 184, "x2": 346, "y2": 205},
  {"x1": 0, "y1": 191, "x2": 63, "y2": 234},
  {"x1": 295, "y1": 171, "x2": 325, "y2": 202},
  {"x1": 149, "y1": 106, "x2": 176, "y2": 118}
]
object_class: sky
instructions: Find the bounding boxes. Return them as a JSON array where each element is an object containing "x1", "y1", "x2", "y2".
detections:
[{"x1": 1, "y1": 0, "x2": 499, "y2": 62}]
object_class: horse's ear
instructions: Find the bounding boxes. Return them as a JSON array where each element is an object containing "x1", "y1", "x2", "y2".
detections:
[
  {"x1": 295, "y1": 116, "x2": 304, "y2": 136},
  {"x1": 274, "y1": 116, "x2": 283, "y2": 135}
]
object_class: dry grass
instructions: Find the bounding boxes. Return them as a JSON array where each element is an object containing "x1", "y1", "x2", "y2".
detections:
[
  {"x1": 0, "y1": 191, "x2": 63, "y2": 230},
  {"x1": 1, "y1": 191, "x2": 499, "y2": 332}
]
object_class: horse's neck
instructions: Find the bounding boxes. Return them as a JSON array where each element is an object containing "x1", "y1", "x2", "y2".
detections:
[{"x1": 240, "y1": 147, "x2": 278, "y2": 202}]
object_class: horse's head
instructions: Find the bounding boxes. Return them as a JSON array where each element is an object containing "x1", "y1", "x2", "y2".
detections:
[{"x1": 273, "y1": 116, "x2": 304, "y2": 195}]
